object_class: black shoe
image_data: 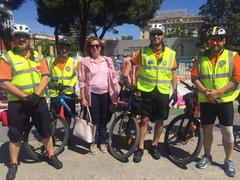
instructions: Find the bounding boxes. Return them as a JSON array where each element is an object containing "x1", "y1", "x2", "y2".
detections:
[
  {"x1": 150, "y1": 145, "x2": 161, "y2": 160},
  {"x1": 6, "y1": 164, "x2": 18, "y2": 180},
  {"x1": 133, "y1": 148, "x2": 144, "y2": 163},
  {"x1": 47, "y1": 156, "x2": 63, "y2": 169}
]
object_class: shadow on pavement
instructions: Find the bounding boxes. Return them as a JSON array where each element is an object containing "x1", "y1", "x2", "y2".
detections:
[
  {"x1": 0, "y1": 141, "x2": 40, "y2": 167},
  {"x1": 67, "y1": 133, "x2": 90, "y2": 155},
  {"x1": 0, "y1": 142, "x2": 9, "y2": 166}
]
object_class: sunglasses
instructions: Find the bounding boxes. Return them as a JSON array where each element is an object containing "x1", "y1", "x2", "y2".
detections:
[
  {"x1": 150, "y1": 32, "x2": 163, "y2": 37},
  {"x1": 208, "y1": 37, "x2": 224, "y2": 43},
  {"x1": 90, "y1": 44, "x2": 100, "y2": 49},
  {"x1": 14, "y1": 33, "x2": 30, "y2": 40}
]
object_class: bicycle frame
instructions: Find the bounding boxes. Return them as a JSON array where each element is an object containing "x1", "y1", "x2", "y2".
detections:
[
  {"x1": 176, "y1": 81, "x2": 201, "y2": 142},
  {"x1": 57, "y1": 94, "x2": 77, "y2": 118}
]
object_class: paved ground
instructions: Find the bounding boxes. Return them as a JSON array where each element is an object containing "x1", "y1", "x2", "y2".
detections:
[{"x1": 0, "y1": 113, "x2": 240, "y2": 179}]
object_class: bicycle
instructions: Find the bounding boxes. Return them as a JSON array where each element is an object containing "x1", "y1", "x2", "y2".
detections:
[
  {"x1": 108, "y1": 85, "x2": 140, "y2": 161},
  {"x1": 164, "y1": 80, "x2": 203, "y2": 165},
  {"x1": 23, "y1": 83, "x2": 80, "y2": 161},
  {"x1": 233, "y1": 97, "x2": 240, "y2": 152}
]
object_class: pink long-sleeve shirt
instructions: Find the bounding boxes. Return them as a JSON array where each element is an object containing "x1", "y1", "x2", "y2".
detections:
[
  {"x1": 88, "y1": 57, "x2": 109, "y2": 94},
  {"x1": 79, "y1": 56, "x2": 118, "y2": 106}
]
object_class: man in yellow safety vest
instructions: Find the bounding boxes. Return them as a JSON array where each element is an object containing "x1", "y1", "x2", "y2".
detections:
[
  {"x1": 123, "y1": 23, "x2": 178, "y2": 163},
  {"x1": 0, "y1": 24, "x2": 63, "y2": 180},
  {"x1": 191, "y1": 26, "x2": 240, "y2": 177}
]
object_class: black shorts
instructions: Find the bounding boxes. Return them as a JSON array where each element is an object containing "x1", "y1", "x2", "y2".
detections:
[
  {"x1": 8, "y1": 98, "x2": 51, "y2": 142},
  {"x1": 200, "y1": 102, "x2": 234, "y2": 126},
  {"x1": 140, "y1": 87, "x2": 169, "y2": 122},
  {"x1": 50, "y1": 93, "x2": 76, "y2": 118}
]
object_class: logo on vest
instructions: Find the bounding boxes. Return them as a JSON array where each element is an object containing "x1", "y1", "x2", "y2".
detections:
[
  {"x1": 65, "y1": 66, "x2": 71, "y2": 72},
  {"x1": 35, "y1": 66, "x2": 41, "y2": 72},
  {"x1": 162, "y1": 60, "x2": 167, "y2": 66},
  {"x1": 218, "y1": 60, "x2": 226, "y2": 67},
  {"x1": 148, "y1": 60, "x2": 154, "y2": 64}
]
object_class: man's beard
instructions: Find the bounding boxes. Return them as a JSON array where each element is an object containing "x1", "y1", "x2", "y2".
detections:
[{"x1": 151, "y1": 39, "x2": 162, "y2": 46}]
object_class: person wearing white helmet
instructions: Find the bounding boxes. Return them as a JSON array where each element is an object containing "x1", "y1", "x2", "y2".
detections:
[
  {"x1": 0, "y1": 24, "x2": 63, "y2": 180},
  {"x1": 12, "y1": 24, "x2": 32, "y2": 37},
  {"x1": 191, "y1": 26, "x2": 240, "y2": 177},
  {"x1": 122, "y1": 23, "x2": 178, "y2": 163}
]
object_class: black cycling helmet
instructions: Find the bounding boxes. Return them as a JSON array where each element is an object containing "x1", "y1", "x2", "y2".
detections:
[{"x1": 206, "y1": 26, "x2": 227, "y2": 38}]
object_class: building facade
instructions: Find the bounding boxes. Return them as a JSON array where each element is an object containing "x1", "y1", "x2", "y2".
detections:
[{"x1": 140, "y1": 9, "x2": 204, "y2": 39}]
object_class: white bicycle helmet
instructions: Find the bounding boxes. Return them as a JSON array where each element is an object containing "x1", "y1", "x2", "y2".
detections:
[
  {"x1": 58, "y1": 36, "x2": 70, "y2": 46},
  {"x1": 149, "y1": 23, "x2": 165, "y2": 34},
  {"x1": 12, "y1": 24, "x2": 31, "y2": 36},
  {"x1": 206, "y1": 26, "x2": 226, "y2": 37}
]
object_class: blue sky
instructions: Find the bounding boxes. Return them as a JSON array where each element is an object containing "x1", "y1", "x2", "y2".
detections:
[{"x1": 13, "y1": 0, "x2": 206, "y2": 39}]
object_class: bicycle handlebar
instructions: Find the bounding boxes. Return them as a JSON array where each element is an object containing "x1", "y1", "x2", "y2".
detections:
[{"x1": 180, "y1": 80, "x2": 196, "y2": 91}]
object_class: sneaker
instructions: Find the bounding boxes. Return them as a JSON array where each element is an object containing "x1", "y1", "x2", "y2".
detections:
[
  {"x1": 224, "y1": 159, "x2": 236, "y2": 177},
  {"x1": 100, "y1": 144, "x2": 107, "y2": 153},
  {"x1": 150, "y1": 145, "x2": 161, "y2": 160},
  {"x1": 47, "y1": 156, "x2": 63, "y2": 169},
  {"x1": 6, "y1": 164, "x2": 18, "y2": 180},
  {"x1": 90, "y1": 144, "x2": 98, "y2": 155},
  {"x1": 196, "y1": 154, "x2": 212, "y2": 169},
  {"x1": 133, "y1": 148, "x2": 144, "y2": 163}
]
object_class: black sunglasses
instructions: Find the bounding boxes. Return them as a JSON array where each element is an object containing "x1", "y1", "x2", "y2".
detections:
[
  {"x1": 14, "y1": 33, "x2": 30, "y2": 39},
  {"x1": 150, "y1": 32, "x2": 163, "y2": 36},
  {"x1": 90, "y1": 44, "x2": 100, "y2": 49}
]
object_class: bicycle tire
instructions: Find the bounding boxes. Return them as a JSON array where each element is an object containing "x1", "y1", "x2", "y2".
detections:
[
  {"x1": 164, "y1": 114, "x2": 203, "y2": 165},
  {"x1": 233, "y1": 126, "x2": 240, "y2": 152},
  {"x1": 108, "y1": 113, "x2": 140, "y2": 161},
  {"x1": 24, "y1": 114, "x2": 69, "y2": 161}
]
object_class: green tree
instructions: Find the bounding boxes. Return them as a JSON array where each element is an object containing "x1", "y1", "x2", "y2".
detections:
[
  {"x1": 199, "y1": 0, "x2": 240, "y2": 52},
  {"x1": 35, "y1": 0, "x2": 71, "y2": 45},
  {"x1": 35, "y1": 0, "x2": 163, "y2": 53},
  {"x1": 0, "y1": 0, "x2": 26, "y2": 50}
]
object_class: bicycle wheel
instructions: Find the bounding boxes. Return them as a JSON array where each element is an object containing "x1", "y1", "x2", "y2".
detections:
[
  {"x1": 164, "y1": 114, "x2": 203, "y2": 165},
  {"x1": 108, "y1": 113, "x2": 140, "y2": 161},
  {"x1": 24, "y1": 114, "x2": 69, "y2": 161},
  {"x1": 233, "y1": 125, "x2": 240, "y2": 152}
]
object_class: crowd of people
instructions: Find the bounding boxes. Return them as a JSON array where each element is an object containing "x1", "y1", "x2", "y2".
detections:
[{"x1": 0, "y1": 22, "x2": 239, "y2": 179}]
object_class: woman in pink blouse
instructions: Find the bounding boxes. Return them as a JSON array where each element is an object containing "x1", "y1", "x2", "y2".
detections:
[{"x1": 79, "y1": 37, "x2": 118, "y2": 155}]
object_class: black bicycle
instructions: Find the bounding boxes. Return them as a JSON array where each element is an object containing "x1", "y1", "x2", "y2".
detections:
[
  {"x1": 23, "y1": 83, "x2": 79, "y2": 161},
  {"x1": 164, "y1": 81, "x2": 203, "y2": 165},
  {"x1": 108, "y1": 85, "x2": 140, "y2": 161},
  {"x1": 233, "y1": 97, "x2": 240, "y2": 152}
]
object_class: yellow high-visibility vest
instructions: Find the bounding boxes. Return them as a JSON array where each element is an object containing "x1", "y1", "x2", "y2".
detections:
[
  {"x1": 137, "y1": 46, "x2": 176, "y2": 94},
  {"x1": 198, "y1": 49, "x2": 239, "y2": 102},
  {"x1": 1, "y1": 50, "x2": 45, "y2": 101},
  {"x1": 47, "y1": 57, "x2": 77, "y2": 97}
]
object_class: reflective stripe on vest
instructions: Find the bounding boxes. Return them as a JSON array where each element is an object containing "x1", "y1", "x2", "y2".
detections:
[
  {"x1": 48, "y1": 57, "x2": 77, "y2": 97},
  {"x1": 137, "y1": 46, "x2": 176, "y2": 94},
  {"x1": 1, "y1": 50, "x2": 44, "y2": 101},
  {"x1": 198, "y1": 49, "x2": 239, "y2": 102}
]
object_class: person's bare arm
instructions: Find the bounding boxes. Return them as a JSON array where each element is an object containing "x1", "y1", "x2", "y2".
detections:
[
  {"x1": 1, "y1": 81, "x2": 28, "y2": 99},
  {"x1": 35, "y1": 75, "x2": 49, "y2": 96}
]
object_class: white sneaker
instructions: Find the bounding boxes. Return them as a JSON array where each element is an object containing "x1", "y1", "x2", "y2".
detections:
[
  {"x1": 90, "y1": 144, "x2": 98, "y2": 155},
  {"x1": 100, "y1": 144, "x2": 107, "y2": 153}
]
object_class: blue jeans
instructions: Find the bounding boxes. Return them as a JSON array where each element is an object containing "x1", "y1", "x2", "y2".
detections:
[{"x1": 89, "y1": 93, "x2": 112, "y2": 144}]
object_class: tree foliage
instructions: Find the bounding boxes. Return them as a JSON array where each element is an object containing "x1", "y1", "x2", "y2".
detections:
[
  {"x1": 199, "y1": 0, "x2": 240, "y2": 52},
  {"x1": 35, "y1": 0, "x2": 163, "y2": 52},
  {"x1": 0, "y1": 0, "x2": 26, "y2": 50}
]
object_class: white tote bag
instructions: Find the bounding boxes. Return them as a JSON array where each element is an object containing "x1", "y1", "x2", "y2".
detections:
[{"x1": 73, "y1": 107, "x2": 96, "y2": 143}]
